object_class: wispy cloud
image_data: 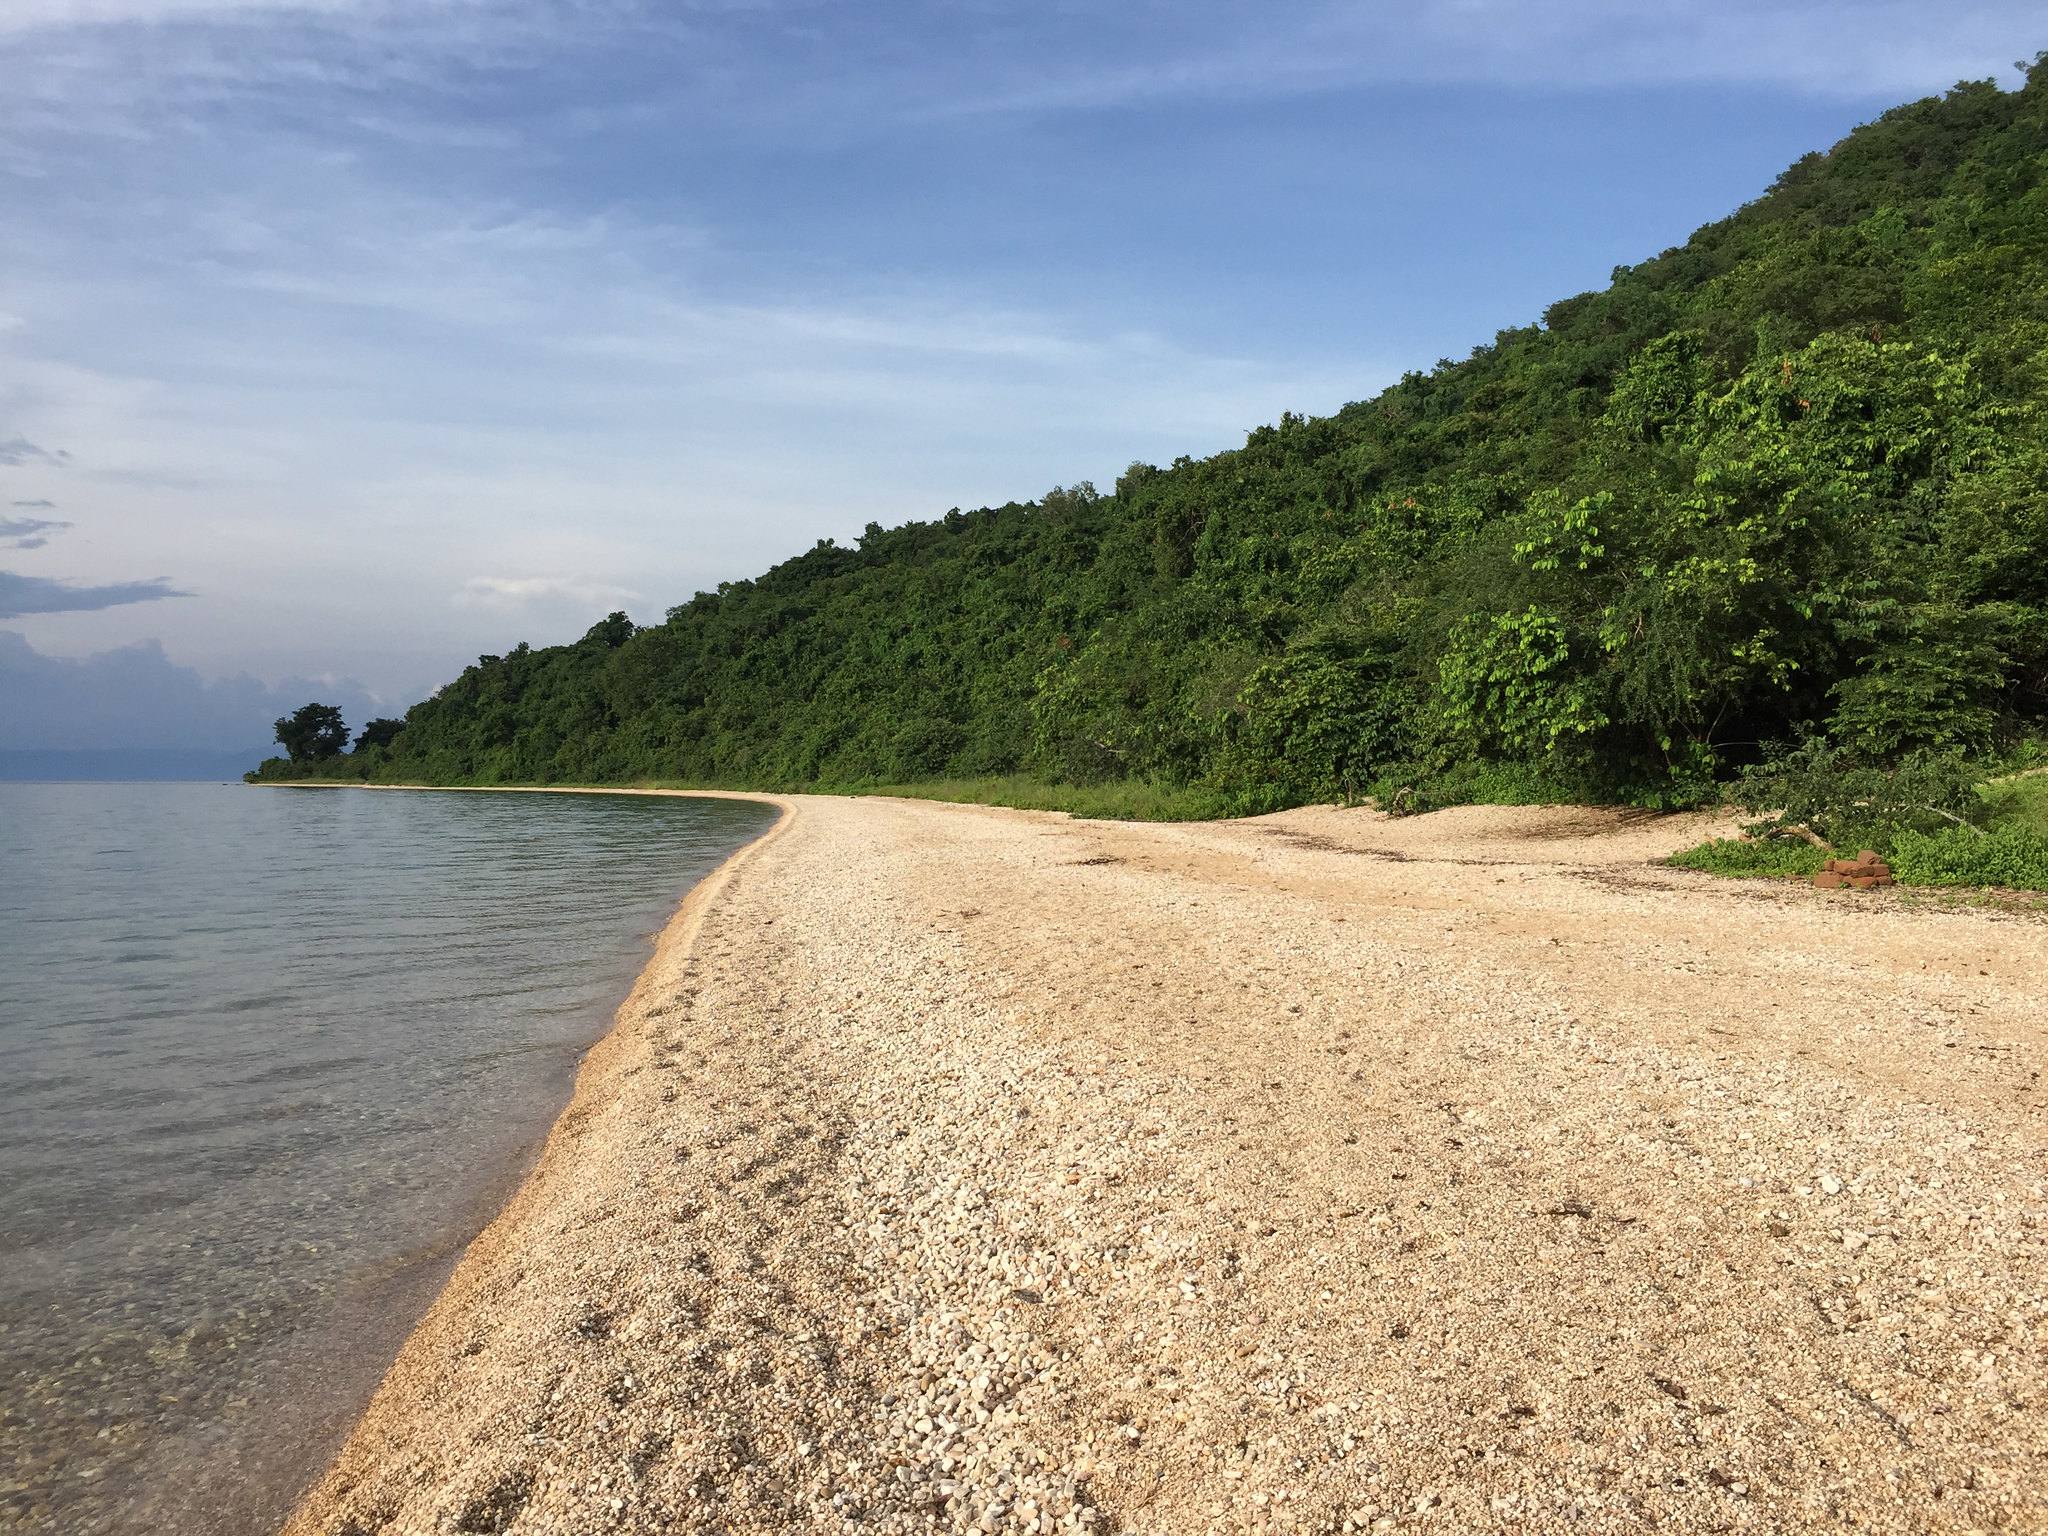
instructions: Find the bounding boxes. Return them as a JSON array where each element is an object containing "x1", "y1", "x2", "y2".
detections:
[
  {"x1": 0, "y1": 0, "x2": 376, "y2": 32},
  {"x1": 0, "y1": 437, "x2": 71, "y2": 467},
  {"x1": 0, "y1": 0, "x2": 2038, "y2": 702},
  {"x1": 906, "y1": 1, "x2": 2042, "y2": 117},
  {"x1": 0, "y1": 514, "x2": 71, "y2": 549},
  {"x1": 11, "y1": 498, "x2": 58, "y2": 508},
  {"x1": 0, "y1": 570, "x2": 188, "y2": 619},
  {"x1": 2, "y1": 1, "x2": 2035, "y2": 150},
  {"x1": 457, "y1": 575, "x2": 642, "y2": 610}
]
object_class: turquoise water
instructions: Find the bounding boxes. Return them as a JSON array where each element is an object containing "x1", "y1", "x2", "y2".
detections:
[{"x1": 0, "y1": 783, "x2": 775, "y2": 1535}]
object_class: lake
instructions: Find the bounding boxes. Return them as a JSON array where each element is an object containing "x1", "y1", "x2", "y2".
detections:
[{"x1": 0, "y1": 783, "x2": 776, "y2": 1535}]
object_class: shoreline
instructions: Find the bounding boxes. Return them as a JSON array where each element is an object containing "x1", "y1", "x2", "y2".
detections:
[
  {"x1": 286, "y1": 793, "x2": 2045, "y2": 1535},
  {"x1": 281, "y1": 786, "x2": 795, "y2": 1532}
]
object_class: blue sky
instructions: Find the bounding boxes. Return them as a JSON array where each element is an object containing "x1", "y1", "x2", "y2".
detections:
[{"x1": 0, "y1": 0, "x2": 2040, "y2": 747}]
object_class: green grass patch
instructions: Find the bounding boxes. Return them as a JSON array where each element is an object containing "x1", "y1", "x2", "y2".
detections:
[
  {"x1": 1980, "y1": 770, "x2": 2048, "y2": 838},
  {"x1": 1665, "y1": 837, "x2": 1827, "y2": 879},
  {"x1": 846, "y1": 775, "x2": 1235, "y2": 822},
  {"x1": 1889, "y1": 823, "x2": 2048, "y2": 890},
  {"x1": 1380, "y1": 759, "x2": 1583, "y2": 814}
]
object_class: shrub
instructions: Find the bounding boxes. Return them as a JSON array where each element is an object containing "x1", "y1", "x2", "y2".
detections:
[
  {"x1": 1888, "y1": 824, "x2": 2048, "y2": 889},
  {"x1": 1736, "y1": 740, "x2": 1982, "y2": 850},
  {"x1": 1379, "y1": 757, "x2": 1581, "y2": 814},
  {"x1": 1666, "y1": 838, "x2": 1827, "y2": 879},
  {"x1": 1218, "y1": 651, "x2": 1410, "y2": 813}
]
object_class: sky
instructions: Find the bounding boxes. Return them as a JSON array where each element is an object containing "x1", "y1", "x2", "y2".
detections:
[{"x1": 0, "y1": 0, "x2": 2040, "y2": 751}]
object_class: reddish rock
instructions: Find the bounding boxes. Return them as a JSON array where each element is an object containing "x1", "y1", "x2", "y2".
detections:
[{"x1": 1813, "y1": 870, "x2": 1845, "y2": 889}]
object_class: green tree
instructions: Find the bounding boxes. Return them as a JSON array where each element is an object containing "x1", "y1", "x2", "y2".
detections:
[
  {"x1": 274, "y1": 703, "x2": 349, "y2": 763},
  {"x1": 247, "y1": 63, "x2": 2048, "y2": 810},
  {"x1": 353, "y1": 718, "x2": 405, "y2": 754}
]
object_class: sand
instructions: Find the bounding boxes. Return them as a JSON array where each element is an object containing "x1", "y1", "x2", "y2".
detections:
[{"x1": 285, "y1": 792, "x2": 2047, "y2": 1535}]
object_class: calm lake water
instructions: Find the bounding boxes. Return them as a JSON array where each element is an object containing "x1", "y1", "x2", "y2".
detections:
[{"x1": 0, "y1": 783, "x2": 776, "y2": 1535}]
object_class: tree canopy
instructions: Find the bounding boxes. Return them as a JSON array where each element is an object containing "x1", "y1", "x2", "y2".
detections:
[
  {"x1": 273, "y1": 702, "x2": 349, "y2": 763},
  {"x1": 252, "y1": 63, "x2": 2048, "y2": 812}
]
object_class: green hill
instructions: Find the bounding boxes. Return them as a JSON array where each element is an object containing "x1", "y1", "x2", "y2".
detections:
[{"x1": 257, "y1": 62, "x2": 2048, "y2": 816}]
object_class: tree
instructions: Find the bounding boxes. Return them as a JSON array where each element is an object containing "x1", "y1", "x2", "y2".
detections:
[
  {"x1": 274, "y1": 702, "x2": 349, "y2": 763},
  {"x1": 248, "y1": 65, "x2": 2048, "y2": 805},
  {"x1": 353, "y1": 717, "x2": 405, "y2": 754}
]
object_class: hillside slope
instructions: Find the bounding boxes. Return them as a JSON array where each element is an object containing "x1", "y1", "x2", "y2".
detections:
[{"x1": 259, "y1": 62, "x2": 2048, "y2": 809}]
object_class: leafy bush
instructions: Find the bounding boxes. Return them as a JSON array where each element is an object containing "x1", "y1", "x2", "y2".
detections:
[
  {"x1": 1888, "y1": 824, "x2": 2048, "y2": 889},
  {"x1": 1826, "y1": 605, "x2": 2013, "y2": 757},
  {"x1": 1217, "y1": 649, "x2": 1411, "y2": 813},
  {"x1": 1666, "y1": 838, "x2": 1827, "y2": 879},
  {"x1": 1375, "y1": 757, "x2": 1581, "y2": 814},
  {"x1": 1736, "y1": 740, "x2": 1983, "y2": 850}
]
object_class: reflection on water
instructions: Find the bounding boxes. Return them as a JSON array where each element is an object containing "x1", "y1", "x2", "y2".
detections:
[{"x1": 0, "y1": 784, "x2": 775, "y2": 1535}]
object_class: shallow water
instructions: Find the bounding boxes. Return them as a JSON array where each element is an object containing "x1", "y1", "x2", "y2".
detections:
[{"x1": 0, "y1": 783, "x2": 776, "y2": 1535}]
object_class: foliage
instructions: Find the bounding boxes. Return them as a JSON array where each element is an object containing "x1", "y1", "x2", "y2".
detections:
[
  {"x1": 1215, "y1": 643, "x2": 1413, "y2": 812},
  {"x1": 1888, "y1": 823, "x2": 2048, "y2": 889},
  {"x1": 1978, "y1": 764, "x2": 2048, "y2": 835},
  {"x1": 251, "y1": 65, "x2": 2048, "y2": 814},
  {"x1": 848, "y1": 775, "x2": 1234, "y2": 822},
  {"x1": 1666, "y1": 837, "x2": 1828, "y2": 879},
  {"x1": 1372, "y1": 757, "x2": 1581, "y2": 815},
  {"x1": 1735, "y1": 739, "x2": 1983, "y2": 850},
  {"x1": 354, "y1": 718, "x2": 405, "y2": 754},
  {"x1": 273, "y1": 702, "x2": 348, "y2": 763}
]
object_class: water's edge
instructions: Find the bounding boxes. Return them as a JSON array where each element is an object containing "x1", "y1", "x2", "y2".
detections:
[{"x1": 263, "y1": 785, "x2": 796, "y2": 1529}]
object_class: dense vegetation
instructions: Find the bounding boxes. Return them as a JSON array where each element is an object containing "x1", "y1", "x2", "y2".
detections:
[{"x1": 257, "y1": 64, "x2": 2048, "y2": 841}]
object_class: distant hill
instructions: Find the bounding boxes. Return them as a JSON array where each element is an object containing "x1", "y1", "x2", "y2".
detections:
[{"x1": 258, "y1": 61, "x2": 2048, "y2": 811}]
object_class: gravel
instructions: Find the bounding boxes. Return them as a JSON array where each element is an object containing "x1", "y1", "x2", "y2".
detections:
[{"x1": 288, "y1": 793, "x2": 2048, "y2": 1535}]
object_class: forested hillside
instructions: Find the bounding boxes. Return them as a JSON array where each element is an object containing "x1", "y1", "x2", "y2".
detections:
[{"x1": 257, "y1": 63, "x2": 2048, "y2": 815}]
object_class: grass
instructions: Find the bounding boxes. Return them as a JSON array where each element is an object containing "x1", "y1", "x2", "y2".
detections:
[
  {"x1": 1980, "y1": 769, "x2": 2048, "y2": 837},
  {"x1": 1664, "y1": 837, "x2": 1827, "y2": 880},
  {"x1": 1889, "y1": 823, "x2": 2048, "y2": 889},
  {"x1": 1383, "y1": 759, "x2": 1580, "y2": 812},
  {"x1": 841, "y1": 775, "x2": 1236, "y2": 822}
]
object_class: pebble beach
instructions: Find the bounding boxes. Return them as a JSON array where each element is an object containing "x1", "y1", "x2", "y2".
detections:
[{"x1": 287, "y1": 791, "x2": 2047, "y2": 1535}]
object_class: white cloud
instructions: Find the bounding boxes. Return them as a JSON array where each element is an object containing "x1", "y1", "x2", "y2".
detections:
[
  {"x1": 3, "y1": 1, "x2": 2036, "y2": 141},
  {"x1": 0, "y1": 0, "x2": 356, "y2": 32},
  {"x1": 457, "y1": 575, "x2": 641, "y2": 610},
  {"x1": 913, "y1": 1, "x2": 2038, "y2": 117}
]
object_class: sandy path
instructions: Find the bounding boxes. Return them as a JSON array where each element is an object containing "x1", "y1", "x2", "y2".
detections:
[{"x1": 287, "y1": 794, "x2": 2047, "y2": 1536}]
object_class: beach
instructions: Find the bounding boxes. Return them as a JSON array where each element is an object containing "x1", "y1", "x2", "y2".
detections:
[{"x1": 287, "y1": 792, "x2": 2047, "y2": 1535}]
